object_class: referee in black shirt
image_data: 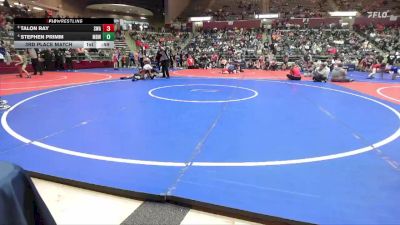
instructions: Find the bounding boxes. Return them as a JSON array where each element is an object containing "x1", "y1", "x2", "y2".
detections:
[{"x1": 159, "y1": 47, "x2": 170, "y2": 78}]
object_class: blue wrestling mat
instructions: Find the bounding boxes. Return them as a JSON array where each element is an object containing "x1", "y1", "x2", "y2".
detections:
[{"x1": 1, "y1": 77, "x2": 399, "y2": 224}]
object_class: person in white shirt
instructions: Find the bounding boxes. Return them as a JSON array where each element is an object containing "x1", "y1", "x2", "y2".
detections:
[{"x1": 312, "y1": 62, "x2": 330, "y2": 82}]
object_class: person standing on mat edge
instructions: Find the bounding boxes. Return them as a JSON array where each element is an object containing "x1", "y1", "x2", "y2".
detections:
[
  {"x1": 64, "y1": 49, "x2": 73, "y2": 71},
  {"x1": 27, "y1": 48, "x2": 43, "y2": 75},
  {"x1": 113, "y1": 48, "x2": 119, "y2": 70},
  {"x1": 159, "y1": 47, "x2": 170, "y2": 79}
]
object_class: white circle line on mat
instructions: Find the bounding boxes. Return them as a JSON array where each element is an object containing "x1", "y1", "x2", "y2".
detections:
[
  {"x1": 148, "y1": 84, "x2": 258, "y2": 103},
  {"x1": 377, "y1": 86, "x2": 400, "y2": 103},
  {"x1": 1, "y1": 79, "x2": 400, "y2": 167}
]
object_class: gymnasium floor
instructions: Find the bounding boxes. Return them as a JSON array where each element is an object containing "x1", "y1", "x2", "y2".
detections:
[{"x1": 0, "y1": 68, "x2": 399, "y2": 224}]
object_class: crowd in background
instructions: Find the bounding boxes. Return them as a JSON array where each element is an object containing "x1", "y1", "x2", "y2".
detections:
[
  {"x1": 0, "y1": 12, "x2": 13, "y2": 32},
  {"x1": 186, "y1": 29, "x2": 264, "y2": 59},
  {"x1": 140, "y1": 25, "x2": 399, "y2": 81},
  {"x1": 1, "y1": 0, "x2": 399, "y2": 81},
  {"x1": 354, "y1": 25, "x2": 400, "y2": 54},
  {"x1": 131, "y1": 31, "x2": 189, "y2": 56},
  {"x1": 271, "y1": 29, "x2": 376, "y2": 59}
]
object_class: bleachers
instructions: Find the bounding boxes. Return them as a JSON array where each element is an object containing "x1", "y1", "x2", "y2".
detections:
[
  {"x1": 1, "y1": 0, "x2": 398, "y2": 71},
  {"x1": 181, "y1": 0, "x2": 262, "y2": 21},
  {"x1": 271, "y1": 29, "x2": 375, "y2": 58},
  {"x1": 335, "y1": 0, "x2": 400, "y2": 15},
  {"x1": 114, "y1": 39, "x2": 128, "y2": 49},
  {"x1": 269, "y1": 0, "x2": 331, "y2": 18},
  {"x1": 209, "y1": 0, "x2": 261, "y2": 20},
  {"x1": 185, "y1": 29, "x2": 264, "y2": 62},
  {"x1": 356, "y1": 26, "x2": 400, "y2": 53},
  {"x1": 180, "y1": 27, "x2": 387, "y2": 70},
  {"x1": 131, "y1": 31, "x2": 190, "y2": 57},
  {"x1": 179, "y1": 0, "x2": 212, "y2": 19}
]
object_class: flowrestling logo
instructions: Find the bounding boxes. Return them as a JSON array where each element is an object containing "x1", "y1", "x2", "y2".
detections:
[
  {"x1": 367, "y1": 11, "x2": 390, "y2": 18},
  {"x1": 47, "y1": 19, "x2": 84, "y2": 24}
]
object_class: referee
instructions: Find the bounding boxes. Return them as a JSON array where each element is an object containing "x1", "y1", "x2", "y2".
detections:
[
  {"x1": 159, "y1": 47, "x2": 170, "y2": 79},
  {"x1": 27, "y1": 48, "x2": 43, "y2": 75}
]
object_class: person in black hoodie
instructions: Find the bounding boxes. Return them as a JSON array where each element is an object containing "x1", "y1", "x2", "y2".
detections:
[{"x1": 27, "y1": 48, "x2": 43, "y2": 75}]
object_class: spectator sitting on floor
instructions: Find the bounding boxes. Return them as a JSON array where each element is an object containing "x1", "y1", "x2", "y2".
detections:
[
  {"x1": 220, "y1": 57, "x2": 228, "y2": 68},
  {"x1": 287, "y1": 63, "x2": 302, "y2": 80},
  {"x1": 187, "y1": 55, "x2": 195, "y2": 69},
  {"x1": 302, "y1": 60, "x2": 315, "y2": 77},
  {"x1": 312, "y1": 62, "x2": 330, "y2": 82},
  {"x1": 228, "y1": 63, "x2": 238, "y2": 74},
  {"x1": 331, "y1": 63, "x2": 354, "y2": 82},
  {"x1": 222, "y1": 63, "x2": 236, "y2": 74}
]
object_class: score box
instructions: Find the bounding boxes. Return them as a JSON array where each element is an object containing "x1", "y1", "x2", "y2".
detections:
[
  {"x1": 102, "y1": 24, "x2": 115, "y2": 32},
  {"x1": 102, "y1": 32, "x2": 115, "y2": 41},
  {"x1": 96, "y1": 41, "x2": 114, "y2": 48},
  {"x1": 14, "y1": 41, "x2": 114, "y2": 49}
]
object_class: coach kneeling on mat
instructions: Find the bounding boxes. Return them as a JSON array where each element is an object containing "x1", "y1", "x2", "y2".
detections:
[
  {"x1": 287, "y1": 64, "x2": 302, "y2": 80},
  {"x1": 331, "y1": 63, "x2": 354, "y2": 82},
  {"x1": 312, "y1": 62, "x2": 330, "y2": 82}
]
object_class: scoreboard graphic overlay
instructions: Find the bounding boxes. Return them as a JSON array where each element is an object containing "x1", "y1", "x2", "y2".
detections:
[{"x1": 14, "y1": 18, "x2": 115, "y2": 49}]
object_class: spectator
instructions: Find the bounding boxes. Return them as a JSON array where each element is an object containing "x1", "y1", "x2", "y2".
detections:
[
  {"x1": 312, "y1": 62, "x2": 330, "y2": 82},
  {"x1": 128, "y1": 51, "x2": 135, "y2": 68},
  {"x1": 187, "y1": 55, "x2": 195, "y2": 69},
  {"x1": 287, "y1": 64, "x2": 302, "y2": 80},
  {"x1": 27, "y1": 48, "x2": 42, "y2": 75},
  {"x1": 65, "y1": 49, "x2": 73, "y2": 71},
  {"x1": 331, "y1": 63, "x2": 353, "y2": 82},
  {"x1": 113, "y1": 49, "x2": 119, "y2": 70}
]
